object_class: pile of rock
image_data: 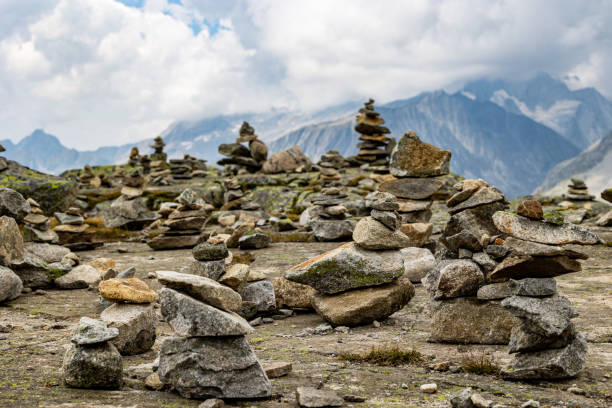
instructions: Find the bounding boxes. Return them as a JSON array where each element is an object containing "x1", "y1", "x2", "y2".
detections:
[
  {"x1": 169, "y1": 154, "x2": 207, "y2": 180},
  {"x1": 78, "y1": 164, "x2": 101, "y2": 188},
  {"x1": 128, "y1": 147, "x2": 140, "y2": 166},
  {"x1": 424, "y1": 179, "x2": 514, "y2": 344},
  {"x1": 489, "y1": 204, "x2": 600, "y2": 379},
  {"x1": 303, "y1": 187, "x2": 353, "y2": 241},
  {"x1": 565, "y1": 178, "x2": 594, "y2": 201},
  {"x1": 62, "y1": 317, "x2": 123, "y2": 389},
  {"x1": 23, "y1": 198, "x2": 58, "y2": 243},
  {"x1": 53, "y1": 207, "x2": 97, "y2": 250},
  {"x1": 262, "y1": 146, "x2": 314, "y2": 174},
  {"x1": 317, "y1": 149, "x2": 346, "y2": 186},
  {"x1": 218, "y1": 121, "x2": 268, "y2": 174},
  {"x1": 149, "y1": 136, "x2": 169, "y2": 176},
  {"x1": 352, "y1": 98, "x2": 394, "y2": 171},
  {"x1": 147, "y1": 189, "x2": 211, "y2": 250},
  {"x1": 155, "y1": 270, "x2": 272, "y2": 399},
  {"x1": 223, "y1": 177, "x2": 244, "y2": 208},
  {"x1": 99, "y1": 277, "x2": 158, "y2": 355},
  {"x1": 287, "y1": 192, "x2": 415, "y2": 326}
]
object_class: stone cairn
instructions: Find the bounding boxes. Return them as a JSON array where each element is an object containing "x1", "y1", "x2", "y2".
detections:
[
  {"x1": 128, "y1": 147, "x2": 140, "y2": 166},
  {"x1": 169, "y1": 154, "x2": 207, "y2": 180},
  {"x1": 223, "y1": 177, "x2": 244, "y2": 207},
  {"x1": 147, "y1": 188, "x2": 212, "y2": 250},
  {"x1": 380, "y1": 131, "x2": 452, "y2": 248},
  {"x1": 490, "y1": 201, "x2": 600, "y2": 379},
  {"x1": 53, "y1": 206, "x2": 97, "y2": 250},
  {"x1": 149, "y1": 136, "x2": 169, "y2": 176},
  {"x1": 304, "y1": 186, "x2": 353, "y2": 242},
  {"x1": 565, "y1": 178, "x2": 594, "y2": 201},
  {"x1": 98, "y1": 276, "x2": 158, "y2": 355},
  {"x1": 317, "y1": 149, "x2": 347, "y2": 186},
  {"x1": 78, "y1": 164, "x2": 101, "y2": 188},
  {"x1": 154, "y1": 269, "x2": 272, "y2": 399},
  {"x1": 22, "y1": 197, "x2": 58, "y2": 244},
  {"x1": 352, "y1": 98, "x2": 395, "y2": 172},
  {"x1": 287, "y1": 191, "x2": 415, "y2": 326},
  {"x1": 62, "y1": 317, "x2": 123, "y2": 389},
  {"x1": 139, "y1": 154, "x2": 151, "y2": 174},
  {"x1": 105, "y1": 173, "x2": 159, "y2": 230},
  {"x1": 218, "y1": 121, "x2": 269, "y2": 174}
]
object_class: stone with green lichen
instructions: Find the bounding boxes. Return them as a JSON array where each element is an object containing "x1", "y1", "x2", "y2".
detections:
[
  {"x1": 543, "y1": 211, "x2": 564, "y2": 225},
  {"x1": 286, "y1": 242, "x2": 405, "y2": 294}
]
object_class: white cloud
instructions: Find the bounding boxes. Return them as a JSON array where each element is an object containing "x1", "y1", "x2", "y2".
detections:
[{"x1": 0, "y1": 0, "x2": 611, "y2": 149}]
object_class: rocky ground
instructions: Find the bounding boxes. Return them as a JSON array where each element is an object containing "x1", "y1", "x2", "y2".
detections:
[{"x1": 1, "y1": 225, "x2": 610, "y2": 408}]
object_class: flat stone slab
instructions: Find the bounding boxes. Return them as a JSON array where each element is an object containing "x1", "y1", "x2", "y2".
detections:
[
  {"x1": 501, "y1": 295, "x2": 578, "y2": 337},
  {"x1": 489, "y1": 254, "x2": 582, "y2": 281},
  {"x1": 378, "y1": 178, "x2": 443, "y2": 200},
  {"x1": 71, "y1": 317, "x2": 118, "y2": 345},
  {"x1": 295, "y1": 386, "x2": 344, "y2": 407}
]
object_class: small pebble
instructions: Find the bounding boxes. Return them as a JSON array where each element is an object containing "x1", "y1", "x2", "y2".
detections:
[
  {"x1": 420, "y1": 383, "x2": 437, "y2": 394},
  {"x1": 521, "y1": 400, "x2": 540, "y2": 408},
  {"x1": 372, "y1": 320, "x2": 381, "y2": 328},
  {"x1": 147, "y1": 272, "x2": 156, "y2": 279},
  {"x1": 567, "y1": 386, "x2": 585, "y2": 395},
  {"x1": 471, "y1": 393, "x2": 492, "y2": 408}
]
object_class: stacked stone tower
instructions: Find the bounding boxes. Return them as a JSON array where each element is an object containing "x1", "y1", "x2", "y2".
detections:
[{"x1": 353, "y1": 99, "x2": 394, "y2": 171}]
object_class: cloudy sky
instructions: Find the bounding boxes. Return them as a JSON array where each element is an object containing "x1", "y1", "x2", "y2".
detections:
[{"x1": 1, "y1": 0, "x2": 611, "y2": 150}]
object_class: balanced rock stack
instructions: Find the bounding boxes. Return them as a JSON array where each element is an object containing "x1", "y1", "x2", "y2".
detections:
[
  {"x1": 78, "y1": 164, "x2": 101, "y2": 188},
  {"x1": 53, "y1": 207, "x2": 96, "y2": 250},
  {"x1": 223, "y1": 177, "x2": 244, "y2": 208},
  {"x1": 155, "y1": 270, "x2": 272, "y2": 399},
  {"x1": 565, "y1": 178, "x2": 594, "y2": 201},
  {"x1": 378, "y1": 131, "x2": 451, "y2": 246},
  {"x1": 147, "y1": 189, "x2": 212, "y2": 250},
  {"x1": 169, "y1": 154, "x2": 207, "y2": 180},
  {"x1": 149, "y1": 136, "x2": 169, "y2": 175},
  {"x1": 121, "y1": 169, "x2": 146, "y2": 198},
  {"x1": 287, "y1": 192, "x2": 415, "y2": 326},
  {"x1": 303, "y1": 186, "x2": 353, "y2": 241},
  {"x1": 62, "y1": 317, "x2": 123, "y2": 389},
  {"x1": 23, "y1": 198, "x2": 59, "y2": 243},
  {"x1": 317, "y1": 149, "x2": 346, "y2": 186},
  {"x1": 424, "y1": 178, "x2": 516, "y2": 344},
  {"x1": 128, "y1": 147, "x2": 140, "y2": 166},
  {"x1": 353, "y1": 98, "x2": 394, "y2": 172},
  {"x1": 99, "y1": 277, "x2": 158, "y2": 355},
  {"x1": 218, "y1": 121, "x2": 268, "y2": 174},
  {"x1": 139, "y1": 154, "x2": 151, "y2": 174}
]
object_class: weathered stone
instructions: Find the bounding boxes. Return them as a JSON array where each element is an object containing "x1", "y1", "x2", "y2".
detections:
[
  {"x1": 493, "y1": 211, "x2": 602, "y2": 245},
  {"x1": 9, "y1": 253, "x2": 52, "y2": 288},
  {"x1": 99, "y1": 278, "x2": 156, "y2": 303},
  {"x1": 164, "y1": 216, "x2": 206, "y2": 231},
  {"x1": 262, "y1": 146, "x2": 313, "y2": 174},
  {"x1": 312, "y1": 280, "x2": 414, "y2": 326},
  {"x1": 501, "y1": 295, "x2": 578, "y2": 337},
  {"x1": 199, "y1": 398, "x2": 226, "y2": 408},
  {"x1": 219, "y1": 263, "x2": 249, "y2": 293},
  {"x1": 399, "y1": 247, "x2": 435, "y2": 283},
  {"x1": 477, "y1": 278, "x2": 557, "y2": 300},
  {"x1": 295, "y1": 386, "x2": 344, "y2": 407},
  {"x1": 490, "y1": 254, "x2": 581, "y2": 281},
  {"x1": 433, "y1": 260, "x2": 483, "y2": 300},
  {"x1": 219, "y1": 143, "x2": 251, "y2": 157},
  {"x1": 502, "y1": 236, "x2": 587, "y2": 259},
  {"x1": 273, "y1": 277, "x2": 315, "y2": 309},
  {"x1": 264, "y1": 361, "x2": 292, "y2": 378},
  {"x1": 72, "y1": 317, "x2": 119, "y2": 345},
  {"x1": 446, "y1": 179, "x2": 487, "y2": 207},
  {"x1": 311, "y1": 219, "x2": 354, "y2": 241},
  {"x1": 508, "y1": 322, "x2": 576, "y2": 353},
  {"x1": 365, "y1": 191, "x2": 399, "y2": 211},
  {"x1": 0, "y1": 266, "x2": 23, "y2": 303},
  {"x1": 54, "y1": 264, "x2": 101, "y2": 289},
  {"x1": 242, "y1": 280, "x2": 276, "y2": 313},
  {"x1": 105, "y1": 195, "x2": 159, "y2": 229},
  {"x1": 398, "y1": 223, "x2": 433, "y2": 247},
  {"x1": 443, "y1": 202, "x2": 505, "y2": 245},
  {"x1": 287, "y1": 242, "x2": 404, "y2": 294},
  {"x1": 450, "y1": 387, "x2": 475, "y2": 408},
  {"x1": 429, "y1": 297, "x2": 520, "y2": 344},
  {"x1": 183, "y1": 259, "x2": 226, "y2": 281},
  {"x1": 54, "y1": 212, "x2": 84, "y2": 225},
  {"x1": 397, "y1": 199, "x2": 432, "y2": 212},
  {"x1": 0, "y1": 188, "x2": 30, "y2": 221},
  {"x1": 24, "y1": 244, "x2": 68, "y2": 266},
  {"x1": 517, "y1": 200, "x2": 544, "y2": 220},
  {"x1": 472, "y1": 252, "x2": 497, "y2": 271},
  {"x1": 353, "y1": 216, "x2": 413, "y2": 249},
  {"x1": 147, "y1": 233, "x2": 200, "y2": 250},
  {"x1": 249, "y1": 139, "x2": 268, "y2": 162},
  {"x1": 501, "y1": 333, "x2": 587, "y2": 379},
  {"x1": 477, "y1": 282, "x2": 514, "y2": 300},
  {"x1": 378, "y1": 177, "x2": 444, "y2": 199},
  {"x1": 159, "y1": 288, "x2": 252, "y2": 336},
  {"x1": 448, "y1": 187, "x2": 505, "y2": 215},
  {"x1": 389, "y1": 131, "x2": 451, "y2": 177},
  {"x1": 100, "y1": 303, "x2": 156, "y2": 355},
  {"x1": 193, "y1": 242, "x2": 229, "y2": 261},
  {"x1": 238, "y1": 301, "x2": 258, "y2": 320},
  {"x1": 238, "y1": 233, "x2": 271, "y2": 249},
  {"x1": 62, "y1": 342, "x2": 122, "y2": 389},
  {"x1": 371, "y1": 209, "x2": 401, "y2": 230},
  {"x1": 23, "y1": 226, "x2": 59, "y2": 243},
  {"x1": 156, "y1": 270, "x2": 242, "y2": 312},
  {"x1": 596, "y1": 210, "x2": 612, "y2": 226},
  {"x1": 444, "y1": 230, "x2": 482, "y2": 252},
  {"x1": 158, "y1": 336, "x2": 271, "y2": 399},
  {"x1": 0, "y1": 216, "x2": 24, "y2": 266}
]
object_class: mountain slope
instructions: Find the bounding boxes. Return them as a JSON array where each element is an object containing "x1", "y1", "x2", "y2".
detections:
[
  {"x1": 462, "y1": 73, "x2": 612, "y2": 149},
  {"x1": 535, "y1": 131, "x2": 612, "y2": 199},
  {"x1": 270, "y1": 91, "x2": 580, "y2": 198}
]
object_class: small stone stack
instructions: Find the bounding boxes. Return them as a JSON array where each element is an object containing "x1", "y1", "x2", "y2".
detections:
[
  {"x1": 79, "y1": 164, "x2": 101, "y2": 188},
  {"x1": 139, "y1": 154, "x2": 151, "y2": 174},
  {"x1": 147, "y1": 189, "x2": 212, "y2": 250},
  {"x1": 169, "y1": 154, "x2": 207, "y2": 180},
  {"x1": 128, "y1": 147, "x2": 140, "y2": 166},
  {"x1": 189, "y1": 237, "x2": 230, "y2": 280},
  {"x1": 121, "y1": 169, "x2": 146, "y2": 198},
  {"x1": 99, "y1": 277, "x2": 158, "y2": 355},
  {"x1": 53, "y1": 207, "x2": 96, "y2": 250},
  {"x1": 317, "y1": 149, "x2": 346, "y2": 186},
  {"x1": 218, "y1": 121, "x2": 268, "y2": 174},
  {"x1": 287, "y1": 192, "x2": 415, "y2": 326},
  {"x1": 223, "y1": 177, "x2": 244, "y2": 207},
  {"x1": 489, "y1": 204, "x2": 600, "y2": 379},
  {"x1": 22, "y1": 198, "x2": 58, "y2": 243},
  {"x1": 565, "y1": 178, "x2": 594, "y2": 201},
  {"x1": 149, "y1": 136, "x2": 169, "y2": 176},
  {"x1": 62, "y1": 317, "x2": 123, "y2": 389},
  {"x1": 155, "y1": 270, "x2": 272, "y2": 399},
  {"x1": 352, "y1": 98, "x2": 394, "y2": 171},
  {"x1": 304, "y1": 186, "x2": 353, "y2": 241}
]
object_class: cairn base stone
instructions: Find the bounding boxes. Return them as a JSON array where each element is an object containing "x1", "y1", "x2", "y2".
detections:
[
  {"x1": 62, "y1": 342, "x2": 123, "y2": 389},
  {"x1": 100, "y1": 304, "x2": 157, "y2": 355}
]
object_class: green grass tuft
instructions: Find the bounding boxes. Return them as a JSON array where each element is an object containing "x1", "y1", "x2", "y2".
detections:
[
  {"x1": 460, "y1": 352, "x2": 500, "y2": 375},
  {"x1": 339, "y1": 346, "x2": 423, "y2": 366}
]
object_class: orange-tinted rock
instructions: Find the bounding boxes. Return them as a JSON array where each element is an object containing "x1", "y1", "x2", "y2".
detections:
[
  {"x1": 517, "y1": 200, "x2": 543, "y2": 220},
  {"x1": 99, "y1": 278, "x2": 156, "y2": 303}
]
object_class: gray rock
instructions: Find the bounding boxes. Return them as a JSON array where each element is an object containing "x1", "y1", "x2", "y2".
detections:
[
  {"x1": 199, "y1": 399, "x2": 226, "y2": 408},
  {"x1": 0, "y1": 188, "x2": 30, "y2": 222},
  {"x1": 23, "y1": 225, "x2": 59, "y2": 243},
  {"x1": 156, "y1": 270, "x2": 242, "y2": 312},
  {"x1": 62, "y1": 342, "x2": 123, "y2": 389},
  {"x1": 501, "y1": 295, "x2": 578, "y2": 337},
  {"x1": 364, "y1": 191, "x2": 399, "y2": 211},
  {"x1": 54, "y1": 212, "x2": 84, "y2": 225},
  {"x1": 444, "y1": 230, "x2": 483, "y2": 252},
  {"x1": 158, "y1": 336, "x2": 271, "y2": 399},
  {"x1": 485, "y1": 244, "x2": 510, "y2": 259},
  {"x1": 54, "y1": 265, "x2": 102, "y2": 289},
  {"x1": 105, "y1": 195, "x2": 159, "y2": 229},
  {"x1": 451, "y1": 387, "x2": 476, "y2": 408},
  {"x1": 503, "y1": 236, "x2": 587, "y2": 259},
  {"x1": 159, "y1": 288, "x2": 252, "y2": 336},
  {"x1": 502, "y1": 333, "x2": 587, "y2": 379},
  {"x1": 477, "y1": 282, "x2": 514, "y2": 300},
  {"x1": 219, "y1": 263, "x2": 249, "y2": 293},
  {"x1": 238, "y1": 233, "x2": 271, "y2": 249},
  {"x1": 472, "y1": 252, "x2": 497, "y2": 271},
  {"x1": 433, "y1": 260, "x2": 484, "y2": 300},
  {"x1": 509, "y1": 322, "x2": 576, "y2": 353},
  {"x1": 192, "y1": 242, "x2": 229, "y2": 261},
  {"x1": 177, "y1": 188, "x2": 198, "y2": 207},
  {"x1": 493, "y1": 211, "x2": 602, "y2": 245},
  {"x1": 448, "y1": 187, "x2": 505, "y2": 215},
  {"x1": 508, "y1": 278, "x2": 557, "y2": 297},
  {"x1": 0, "y1": 266, "x2": 23, "y2": 303},
  {"x1": 24, "y1": 243, "x2": 70, "y2": 263},
  {"x1": 0, "y1": 216, "x2": 24, "y2": 266},
  {"x1": 72, "y1": 317, "x2": 119, "y2": 345},
  {"x1": 147, "y1": 233, "x2": 200, "y2": 250},
  {"x1": 287, "y1": 242, "x2": 404, "y2": 294},
  {"x1": 310, "y1": 219, "x2": 354, "y2": 241},
  {"x1": 295, "y1": 386, "x2": 344, "y2": 407},
  {"x1": 241, "y1": 280, "x2": 276, "y2": 313},
  {"x1": 378, "y1": 177, "x2": 443, "y2": 200},
  {"x1": 400, "y1": 247, "x2": 435, "y2": 283},
  {"x1": 490, "y1": 254, "x2": 581, "y2": 280},
  {"x1": 100, "y1": 303, "x2": 157, "y2": 355},
  {"x1": 9, "y1": 253, "x2": 51, "y2": 288},
  {"x1": 353, "y1": 216, "x2": 413, "y2": 250},
  {"x1": 370, "y1": 209, "x2": 401, "y2": 230}
]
